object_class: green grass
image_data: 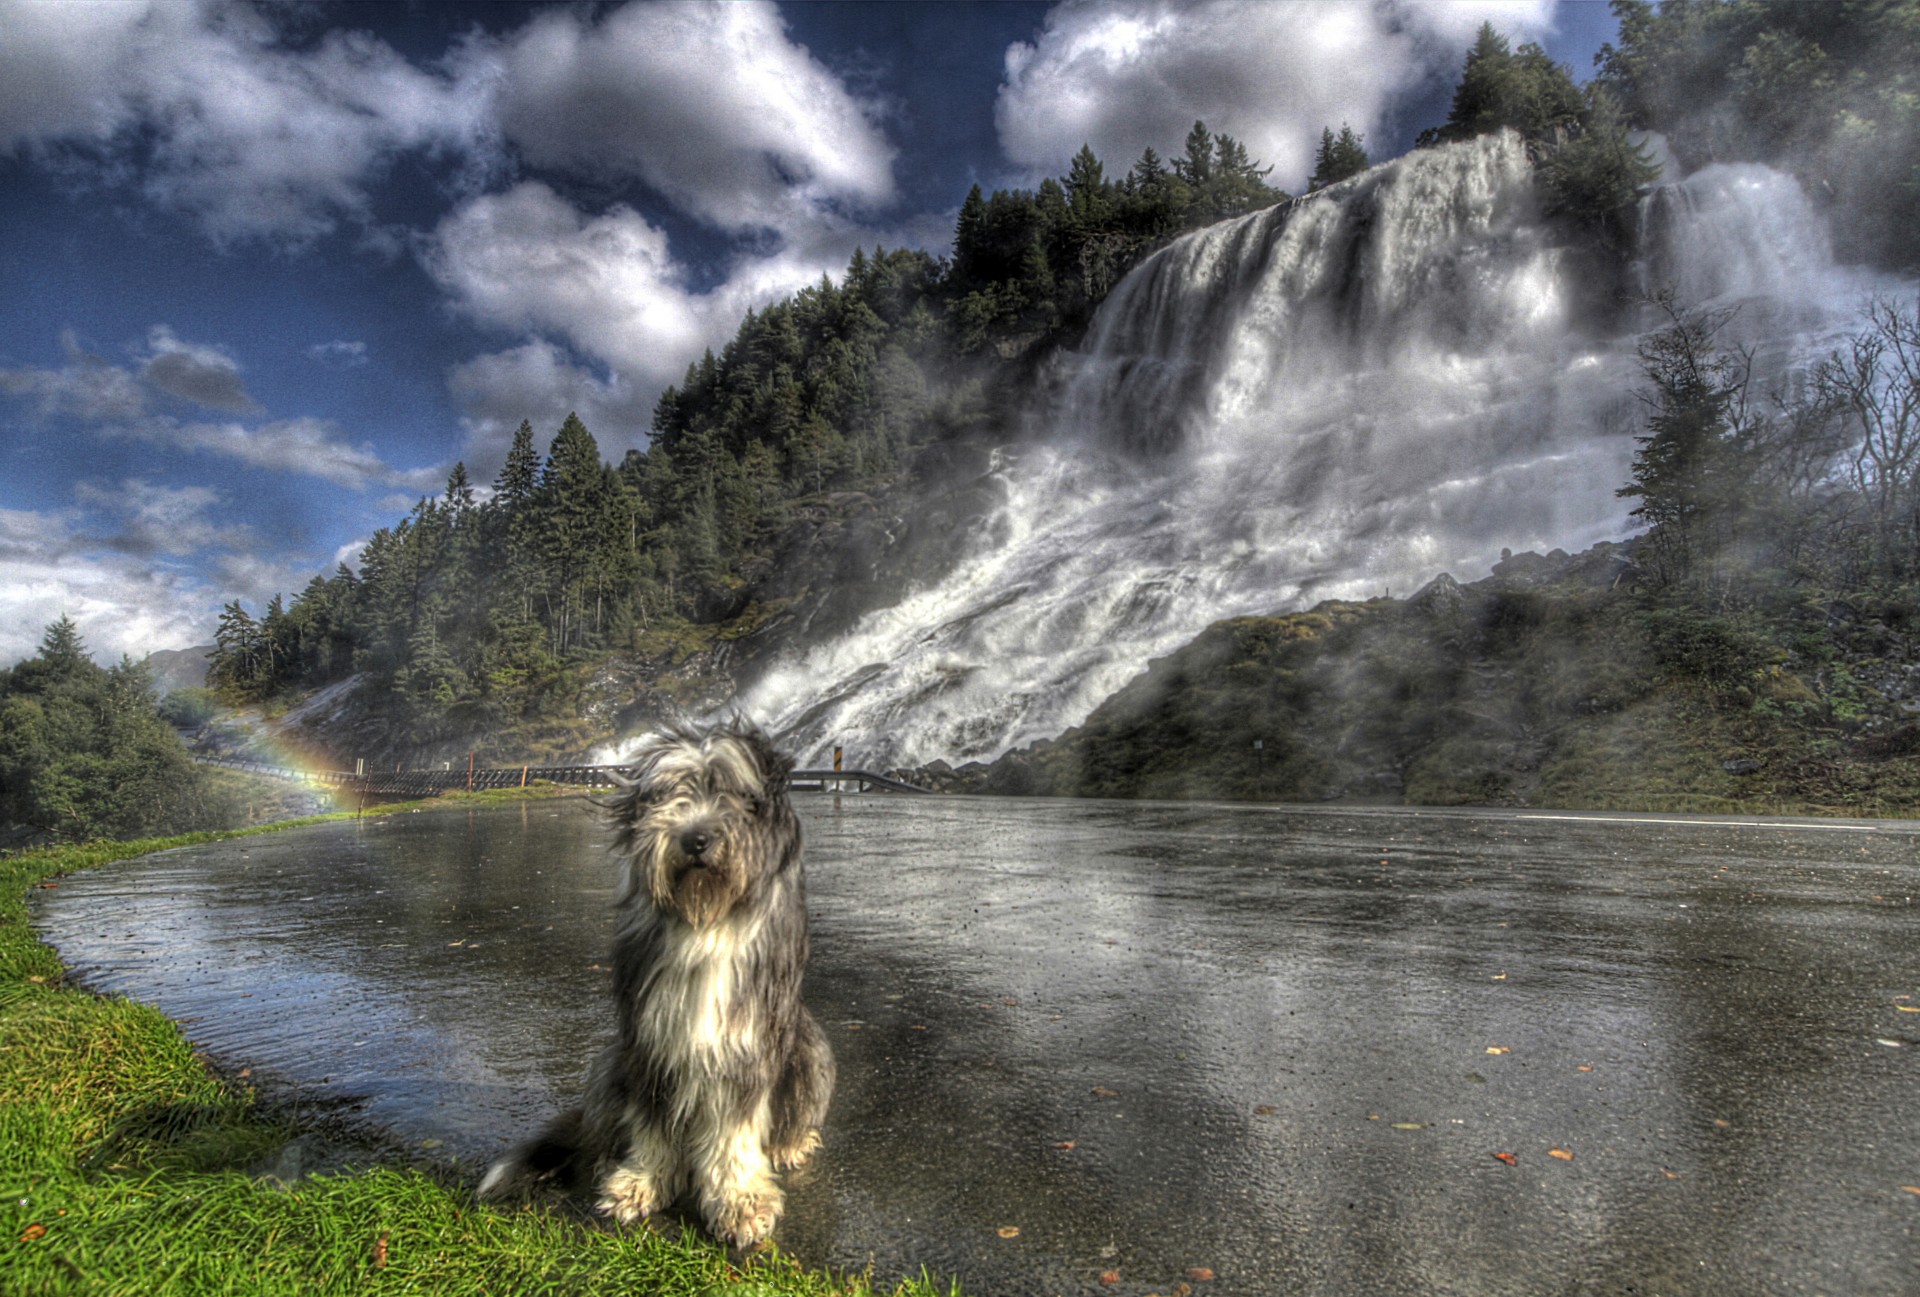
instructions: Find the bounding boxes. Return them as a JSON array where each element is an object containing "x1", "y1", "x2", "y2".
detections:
[{"x1": 1, "y1": 800, "x2": 962, "y2": 1297}]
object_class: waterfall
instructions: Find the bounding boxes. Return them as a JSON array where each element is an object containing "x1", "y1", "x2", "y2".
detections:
[{"x1": 727, "y1": 133, "x2": 1894, "y2": 772}]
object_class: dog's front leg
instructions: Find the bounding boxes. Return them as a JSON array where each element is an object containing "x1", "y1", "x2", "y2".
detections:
[
  {"x1": 695, "y1": 1105, "x2": 783, "y2": 1247},
  {"x1": 595, "y1": 1121, "x2": 680, "y2": 1225}
]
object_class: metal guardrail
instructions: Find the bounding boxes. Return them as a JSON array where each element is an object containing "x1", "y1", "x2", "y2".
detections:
[
  {"x1": 194, "y1": 756, "x2": 931, "y2": 796},
  {"x1": 789, "y1": 769, "x2": 931, "y2": 794}
]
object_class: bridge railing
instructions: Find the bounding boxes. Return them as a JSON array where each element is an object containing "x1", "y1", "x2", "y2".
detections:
[{"x1": 193, "y1": 757, "x2": 931, "y2": 796}]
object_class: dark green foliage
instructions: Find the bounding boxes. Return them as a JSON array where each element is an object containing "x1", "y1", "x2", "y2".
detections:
[
  {"x1": 0, "y1": 620, "x2": 228, "y2": 841},
  {"x1": 1419, "y1": 22, "x2": 1586, "y2": 147},
  {"x1": 1597, "y1": 0, "x2": 1920, "y2": 267},
  {"x1": 1640, "y1": 607, "x2": 1780, "y2": 690},
  {"x1": 157, "y1": 687, "x2": 219, "y2": 729},
  {"x1": 1309, "y1": 124, "x2": 1369, "y2": 190},
  {"x1": 1538, "y1": 86, "x2": 1661, "y2": 247},
  {"x1": 1616, "y1": 300, "x2": 1766, "y2": 588}
]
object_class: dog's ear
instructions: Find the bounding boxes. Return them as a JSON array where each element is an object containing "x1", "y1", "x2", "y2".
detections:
[
  {"x1": 602, "y1": 741, "x2": 678, "y2": 904},
  {"x1": 730, "y1": 719, "x2": 795, "y2": 788}
]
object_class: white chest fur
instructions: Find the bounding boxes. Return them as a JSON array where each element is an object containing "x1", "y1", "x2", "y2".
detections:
[{"x1": 635, "y1": 912, "x2": 766, "y2": 1078}]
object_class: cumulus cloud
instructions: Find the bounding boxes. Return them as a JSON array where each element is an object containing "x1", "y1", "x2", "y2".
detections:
[
  {"x1": 425, "y1": 183, "x2": 704, "y2": 379},
  {"x1": 306, "y1": 339, "x2": 369, "y2": 369},
  {"x1": 425, "y1": 181, "x2": 866, "y2": 414},
  {"x1": 486, "y1": 0, "x2": 895, "y2": 235},
  {"x1": 994, "y1": 0, "x2": 1555, "y2": 189},
  {"x1": 140, "y1": 325, "x2": 258, "y2": 413},
  {"x1": 0, "y1": 331, "x2": 147, "y2": 421},
  {"x1": 0, "y1": 0, "x2": 493, "y2": 246},
  {"x1": 0, "y1": 502, "x2": 215, "y2": 666}
]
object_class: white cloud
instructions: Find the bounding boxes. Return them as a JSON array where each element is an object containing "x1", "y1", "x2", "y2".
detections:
[
  {"x1": 140, "y1": 325, "x2": 257, "y2": 413},
  {"x1": 0, "y1": 0, "x2": 493, "y2": 246},
  {"x1": 306, "y1": 339, "x2": 369, "y2": 368},
  {"x1": 425, "y1": 183, "x2": 704, "y2": 380},
  {"x1": 994, "y1": 0, "x2": 1555, "y2": 190},
  {"x1": 425, "y1": 181, "x2": 865, "y2": 414},
  {"x1": 0, "y1": 331, "x2": 147, "y2": 421},
  {"x1": 486, "y1": 0, "x2": 895, "y2": 235},
  {"x1": 0, "y1": 502, "x2": 214, "y2": 666}
]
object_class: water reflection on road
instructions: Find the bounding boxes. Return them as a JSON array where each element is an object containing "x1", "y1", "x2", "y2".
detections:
[{"x1": 33, "y1": 797, "x2": 1920, "y2": 1296}]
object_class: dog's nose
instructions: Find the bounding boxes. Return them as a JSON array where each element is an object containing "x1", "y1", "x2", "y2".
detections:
[{"x1": 679, "y1": 826, "x2": 712, "y2": 858}]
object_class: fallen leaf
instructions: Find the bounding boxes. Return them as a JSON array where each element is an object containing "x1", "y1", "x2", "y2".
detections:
[
  {"x1": 844, "y1": 1023, "x2": 863, "y2": 1031},
  {"x1": 996, "y1": 1226, "x2": 1020, "y2": 1239},
  {"x1": 1002, "y1": 998, "x2": 1019, "y2": 1007},
  {"x1": 1486, "y1": 1046, "x2": 1511, "y2": 1055},
  {"x1": 372, "y1": 1234, "x2": 389, "y2": 1268},
  {"x1": 1366, "y1": 1113, "x2": 1381, "y2": 1121},
  {"x1": 910, "y1": 1024, "x2": 928, "y2": 1031},
  {"x1": 1489, "y1": 1152, "x2": 1516, "y2": 1166},
  {"x1": 1713, "y1": 1119, "x2": 1732, "y2": 1128},
  {"x1": 1186, "y1": 1266, "x2": 1216, "y2": 1282},
  {"x1": 1898, "y1": 1005, "x2": 1920, "y2": 1013},
  {"x1": 1663, "y1": 1170, "x2": 1680, "y2": 1180},
  {"x1": 1577, "y1": 1065, "x2": 1594, "y2": 1072},
  {"x1": 1173, "y1": 1285, "x2": 1192, "y2": 1297},
  {"x1": 1548, "y1": 1148, "x2": 1574, "y2": 1161},
  {"x1": 1100, "y1": 1271, "x2": 1121, "y2": 1286},
  {"x1": 1051, "y1": 1141, "x2": 1076, "y2": 1150},
  {"x1": 1901, "y1": 1186, "x2": 1920, "y2": 1196},
  {"x1": 1490, "y1": 972, "x2": 1506, "y2": 981},
  {"x1": 1253, "y1": 1104, "x2": 1279, "y2": 1115},
  {"x1": 20, "y1": 1223, "x2": 47, "y2": 1242},
  {"x1": 1391, "y1": 1122, "x2": 1425, "y2": 1130},
  {"x1": 1465, "y1": 1072, "x2": 1487, "y2": 1085},
  {"x1": 1092, "y1": 1086, "x2": 1119, "y2": 1098}
]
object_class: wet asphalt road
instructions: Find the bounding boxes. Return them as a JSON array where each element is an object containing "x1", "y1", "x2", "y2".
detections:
[{"x1": 32, "y1": 797, "x2": 1920, "y2": 1296}]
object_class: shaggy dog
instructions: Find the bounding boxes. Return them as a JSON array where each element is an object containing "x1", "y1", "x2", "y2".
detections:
[{"x1": 478, "y1": 720, "x2": 834, "y2": 1247}]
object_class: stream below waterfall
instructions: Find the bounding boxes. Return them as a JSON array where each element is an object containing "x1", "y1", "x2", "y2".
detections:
[{"x1": 33, "y1": 796, "x2": 1920, "y2": 1296}]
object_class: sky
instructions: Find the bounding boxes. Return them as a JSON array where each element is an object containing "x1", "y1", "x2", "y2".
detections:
[{"x1": 0, "y1": 0, "x2": 1624, "y2": 668}]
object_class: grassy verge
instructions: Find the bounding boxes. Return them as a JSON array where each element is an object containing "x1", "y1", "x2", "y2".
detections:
[{"x1": 1, "y1": 797, "x2": 959, "y2": 1297}]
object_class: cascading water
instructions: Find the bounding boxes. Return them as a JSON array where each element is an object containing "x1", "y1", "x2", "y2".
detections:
[{"x1": 733, "y1": 132, "x2": 1897, "y2": 772}]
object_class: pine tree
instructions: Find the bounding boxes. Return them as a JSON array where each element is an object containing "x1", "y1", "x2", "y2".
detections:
[
  {"x1": 36, "y1": 616, "x2": 89, "y2": 675},
  {"x1": 1310, "y1": 124, "x2": 1369, "y2": 189}
]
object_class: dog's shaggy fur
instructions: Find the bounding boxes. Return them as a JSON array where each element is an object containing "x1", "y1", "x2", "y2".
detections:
[{"x1": 478, "y1": 721, "x2": 834, "y2": 1247}]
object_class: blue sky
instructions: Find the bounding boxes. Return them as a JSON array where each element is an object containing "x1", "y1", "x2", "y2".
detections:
[{"x1": 0, "y1": 0, "x2": 1620, "y2": 667}]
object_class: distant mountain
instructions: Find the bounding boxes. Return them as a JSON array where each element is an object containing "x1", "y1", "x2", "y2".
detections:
[{"x1": 143, "y1": 644, "x2": 214, "y2": 694}]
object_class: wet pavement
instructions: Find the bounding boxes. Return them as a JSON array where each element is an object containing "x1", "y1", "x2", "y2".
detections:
[{"x1": 31, "y1": 797, "x2": 1920, "y2": 1296}]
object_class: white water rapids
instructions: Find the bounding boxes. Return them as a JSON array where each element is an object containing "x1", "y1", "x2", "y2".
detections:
[{"x1": 725, "y1": 132, "x2": 1893, "y2": 772}]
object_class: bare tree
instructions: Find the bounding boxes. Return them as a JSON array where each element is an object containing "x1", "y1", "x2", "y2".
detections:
[{"x1": 1814, "y1": 297, "x2": 1920, "y2": 578}]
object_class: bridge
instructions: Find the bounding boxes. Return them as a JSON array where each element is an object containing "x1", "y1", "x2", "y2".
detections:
[{"x1": 194, "y1": 755, "x2": 930, "y2": 797}]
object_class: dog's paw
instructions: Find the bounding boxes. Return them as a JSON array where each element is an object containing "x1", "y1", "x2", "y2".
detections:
[
  {"x1": 476, "y1": 1158, "x2": 515, "y2": 1201},
  {"x1": 770, "y1": 1128, "x2": 822, "y2": 1171},
  {"x1": 595, "y1": 1167, "x2": 663, "y2": 1225},
  {"x1": 708, "y1": 1185, "x2": 784, "y2": 1247}
]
